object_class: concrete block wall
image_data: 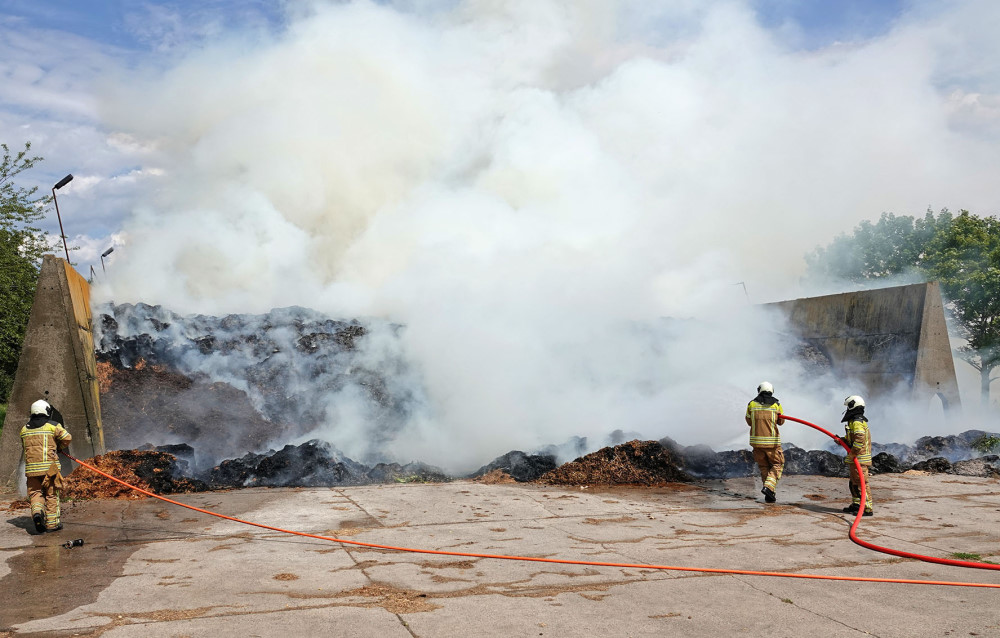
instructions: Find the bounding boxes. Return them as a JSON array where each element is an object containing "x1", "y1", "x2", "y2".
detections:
[
  {"x1": 767, "y1": 282, "x2": 961, "y2": 411},
  {"x1": 0, "y1": 255, "x2": 105, "y2": 493}
]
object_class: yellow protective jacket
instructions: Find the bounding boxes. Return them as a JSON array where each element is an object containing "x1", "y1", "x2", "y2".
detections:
[
  {"x1": 20, "y1": 418, "x2": 72, "y2": 477},
  {"x1": 844, "y1": 417, "x2": 871, "y2": 466},
  {"x1": 745, "y1": 395, "x2": 784, "y2": 448}
]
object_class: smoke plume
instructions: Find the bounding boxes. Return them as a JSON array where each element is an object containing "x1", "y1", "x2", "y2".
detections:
[{"x1": 88, "y1": 1, "x2": 1000, "y2": 471}]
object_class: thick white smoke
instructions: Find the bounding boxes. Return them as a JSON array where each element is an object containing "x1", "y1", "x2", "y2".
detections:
[{"x1": 89, "y1": 1, "x2": 1000, "y2": 470}]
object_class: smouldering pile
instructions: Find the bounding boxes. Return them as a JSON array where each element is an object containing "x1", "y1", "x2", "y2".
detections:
[
  {"x1": 539, "y1": 440, "x2": 692, "y2": 486},
  {"x1": 62, "y1": 450, "x2": 208, "y2": 501}
]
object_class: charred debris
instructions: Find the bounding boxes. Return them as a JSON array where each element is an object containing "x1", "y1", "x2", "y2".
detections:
[
  {"x1": 81, "y1": 302, "x2": 1000, "y2": 500},
  {"x1": 62, "y1": 430, "x2": 1000, "y2": 500}
]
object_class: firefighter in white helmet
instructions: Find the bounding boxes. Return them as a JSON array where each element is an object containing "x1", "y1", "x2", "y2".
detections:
[
  {"x1": 745, "y1": 381, "x2": 785, "y2": 503},
  {"x1": 20, "y1": 399, "x2": 72, "y2": 533},
  {"x1": 841, "y1": 395, "x2": 873, "y2": 516}
]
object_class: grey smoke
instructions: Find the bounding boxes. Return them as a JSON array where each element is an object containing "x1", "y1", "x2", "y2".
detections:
[{"x1": 86, "y1": 1, "x2": 997, "y2": 469}]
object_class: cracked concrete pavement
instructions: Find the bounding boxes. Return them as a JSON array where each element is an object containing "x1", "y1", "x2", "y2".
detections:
[{"x1": 2, "y1": 473, "x2": 999, "y2": 637}]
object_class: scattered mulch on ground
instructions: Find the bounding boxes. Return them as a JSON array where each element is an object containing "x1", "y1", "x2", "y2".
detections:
[
  {"x1": 474, "y1": 469, "x2": 517, "y2": 484},
  {"x1": 6, "y1": 499, "x2": 29, "y2": 511},
  {"x1": 273, "y1": 573, "x2": 299, "y2": 581},
  {"x1": 335, "y1": 583, "x2": 440, "y2": 613},
  {"x1": 583, "y1": 515, "x2": 637, "y2": 525},
  {"x1": 62, "y1": 450, "x2": 208, "y2": 501},
  {"x1": 538, "y1": 440, "x2": 692, "y2": 486}
]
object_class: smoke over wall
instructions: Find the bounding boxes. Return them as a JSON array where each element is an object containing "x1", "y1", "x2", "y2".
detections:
[{"x1": 88, "y1": 1, "x2": 997, "y2": 470}]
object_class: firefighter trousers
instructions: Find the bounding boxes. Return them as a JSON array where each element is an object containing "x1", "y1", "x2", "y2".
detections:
[
  {"x1": 26, "y1": 472, "x2": 63, "y2": 529},
  {"x1": 752, "y1": 446, "x2": 784, "y2": 492},
  {"x1": 848, "y1": 464, "x2": 873, "y2": 511}
]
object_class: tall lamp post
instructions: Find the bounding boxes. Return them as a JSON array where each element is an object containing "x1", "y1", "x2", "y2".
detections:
[
  {"x1": 101, "y1": 247, "x2": 114, "y2": 273},
  {"x1": 52, "y1": 174, "x2": 74, "y2": 263}
]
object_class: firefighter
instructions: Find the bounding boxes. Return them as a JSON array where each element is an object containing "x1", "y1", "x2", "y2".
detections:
[
  {"x1": 841, "y1": 395, "x2": 873, "y2": 516},
  {"x1": 745, "y1": 381, "x2": 785, "y2": 503},
  {"x1": 20, "y1": 399, "x2": 72, "y2": 533}
]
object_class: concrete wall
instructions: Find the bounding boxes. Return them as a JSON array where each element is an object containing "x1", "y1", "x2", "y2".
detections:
[
  {"x1": 0, "y1": 255, "x2": 105, "y2": 493},
  {"x1": 767, "y1": 282, "x2": 961, "y2": 410}
]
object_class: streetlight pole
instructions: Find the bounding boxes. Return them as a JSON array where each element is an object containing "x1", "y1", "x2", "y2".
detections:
[
  {"x1": 52, "y1": 174, "x2": 74, "y2": 263},
  {"x1": 101, "y1": 247, "x2": 114, "y2": 273}
]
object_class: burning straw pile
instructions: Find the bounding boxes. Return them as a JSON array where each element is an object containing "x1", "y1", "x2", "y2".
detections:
[
  {"x1": 62, "y1": 450, "x2": 208, "y2": 500},
  {"x1": 539, "y1": 440, "x2": 692, "y2": 486}
]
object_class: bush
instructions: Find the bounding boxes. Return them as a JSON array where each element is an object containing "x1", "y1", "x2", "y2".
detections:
[{"x1": 971, "y1": 435, "x2": 1000, "y2": 455}]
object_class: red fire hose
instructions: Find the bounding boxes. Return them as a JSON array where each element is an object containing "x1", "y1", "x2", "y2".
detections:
[
  {"x1": 60, "y1": 413, "x2": 1000, "y2": 589},
  {"x1": 781, "y1": 414, "x2": 1000, "y2": 571}
]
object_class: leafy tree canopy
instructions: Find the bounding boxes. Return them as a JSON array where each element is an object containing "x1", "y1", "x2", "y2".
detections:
[
  {"x1": 1, "y1": 142, "x2": 53, "y2": 401},
  {"x1": 804, "y1": 209, "x2": 953, "y2": 282}
]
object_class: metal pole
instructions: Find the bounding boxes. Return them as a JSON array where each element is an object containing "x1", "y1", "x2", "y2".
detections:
[
  {"x1": 101, "y1": 247, "x2": 114, "y2": 273},
  {"x1": 735, "y1": 281, "x2": 750, "y2": 304},
  {"x1": 52, "y1": 187, "x2": 71, "y2": 263}
]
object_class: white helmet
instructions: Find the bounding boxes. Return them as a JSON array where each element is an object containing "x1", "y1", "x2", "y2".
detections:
[
  {"x1": 757, "y1": 381, "x2": 774, "y2": 394},
  {"x1": 30, "y1": 399, "x2": 52, "y2": 416},
  {"x1": 844, "y1": 395, "x2": 865, "y2": 409}
]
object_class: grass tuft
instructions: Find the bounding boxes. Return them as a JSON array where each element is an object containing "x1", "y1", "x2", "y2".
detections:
[{"x1": 950, "y1": 552, "x2": 982, "y2": 561}]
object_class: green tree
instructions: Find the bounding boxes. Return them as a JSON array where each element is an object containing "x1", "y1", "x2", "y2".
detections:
[
  {"x1": 805, "y1": 210, "x2": 953, "y2": 282},
  {"x1": 923, "y1": 212, "x2": 1000, "y2": 406},
  {"x1": 1, "y1": 142, "x2": 53, "y2": 401},
  {"x1": 806, "y1": 209, "x2": 1000, "y2": 406}
]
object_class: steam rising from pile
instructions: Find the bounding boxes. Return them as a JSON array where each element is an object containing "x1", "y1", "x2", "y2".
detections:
[{"x1": 89, "y1": 1, "x2": 992, "y2": 471}]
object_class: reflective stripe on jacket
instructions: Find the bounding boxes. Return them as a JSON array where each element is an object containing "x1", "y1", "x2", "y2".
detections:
[
  {"x1": 20, "y1": 421, "x2": 72, "y2": 477},
  {"x1": 844, "y1": 418, "x2": 872, "y2": 465},
  {"x1": 746, "y1": 400, "x2": 784, "y2": 448}
]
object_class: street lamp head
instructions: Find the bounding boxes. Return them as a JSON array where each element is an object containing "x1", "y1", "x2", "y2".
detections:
[
  {"x1": 101, "y1": 247, "x2": 114, "y2": 258},
  {"x1": 50, "y1": 174, "x2": 74, "y2": 263}
]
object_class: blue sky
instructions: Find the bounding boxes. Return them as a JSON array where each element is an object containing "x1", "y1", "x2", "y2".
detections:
[
  {"x1": 1, "y1": 0, "x2": 911, "y2": 53},
  {"x1": 752, "y1": 0, "x2": 909, "y2": 46},
  {"x1": 0, "y1": 1, "x2": 285, "y2": 52}
]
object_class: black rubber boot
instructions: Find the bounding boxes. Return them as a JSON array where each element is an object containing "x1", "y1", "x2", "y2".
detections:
[
  {"x1": 32, "y1": 513, "x2": 46, "y2": 533},
  {"x1": 862, "y1": 509, "x2": 873, "y2": 517},
  {"x1": 842, "y1": 504, "x2": 860, "y2": 514},
  {"x1": 46, "y1": 524, "x2": 63, "y2": 532},
  {"x1": 762, "y1": 487, "x2": 776, "y2": 503}
]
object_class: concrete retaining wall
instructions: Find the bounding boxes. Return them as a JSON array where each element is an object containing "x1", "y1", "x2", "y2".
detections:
[
  {"x1": 768, "y1": 282, "x2": 961, "y2": 411},
  {"x1": 0, "y1": 255, "x2": 105, "y2": 493}
]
